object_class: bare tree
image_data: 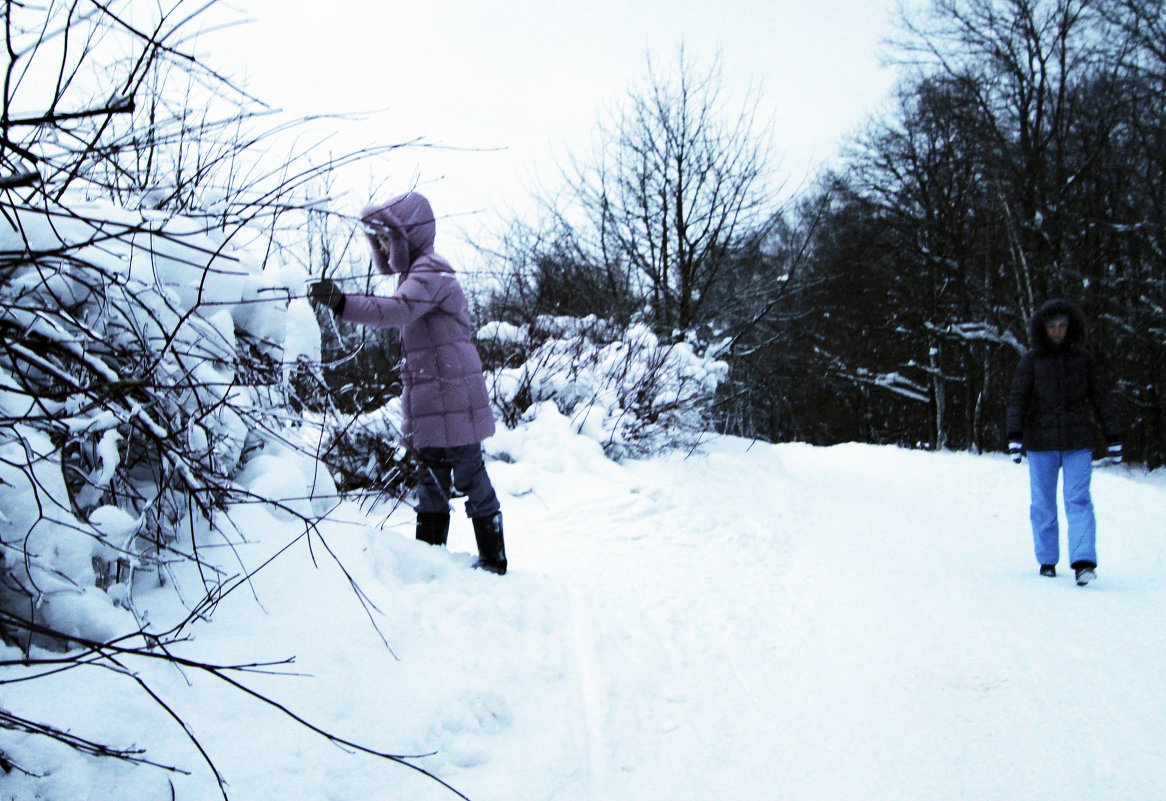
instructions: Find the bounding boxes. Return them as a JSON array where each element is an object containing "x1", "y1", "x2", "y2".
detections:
[
  {"x1": 474, "y1": 49, "x2": 797, "y2": 448},
  {"x1": 893, "y1": 0, "x2": 1124, "y2": 302},
  {"x1": 568, "y1": 48, "x2": 779, "y2": 333},
  {"x1": 750, "y1": 0, "x2": 1165, "y2": 463}
]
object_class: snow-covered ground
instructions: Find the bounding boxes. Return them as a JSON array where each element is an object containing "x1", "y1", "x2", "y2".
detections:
[{"x1": 3, "y1": 416, "x2": 1165, "y2": 801}]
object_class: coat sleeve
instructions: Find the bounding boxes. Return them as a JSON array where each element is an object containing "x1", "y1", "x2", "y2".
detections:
[
  {"x1": 1087, "y1": 356, "x2": 1121, "y2": 441},
  {"x1": 339, "y1": 272, "x2": 446, "y2": 330},
  {"x1": 1006, "y1": 352, "x2": 1034, "y2": 442}
]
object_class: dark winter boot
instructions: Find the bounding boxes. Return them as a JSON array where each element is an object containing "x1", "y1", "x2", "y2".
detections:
[
  {"x1": 1039, "y1": 564, "x2": 1057, "y2": 577},
  {"x1": 1073, "y1": 562, "x2": 1097, "y2": 586},
  {"x1": 471, "y1": 512, "x2": 507, "y2": 575},
  {"x1": 416, "y1": 512, "x2": 450, "y2": 547}
]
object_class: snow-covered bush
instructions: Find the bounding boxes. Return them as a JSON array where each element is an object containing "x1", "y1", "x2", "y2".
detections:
[
  {"x1": 479, "y1": 315, "x2": 729, "y2": 460},
  {"x1": 0, "y1": 1, "x2": 425, "y2": 791},
  {"x1": 0, "y1": 200, "x2": 325, "y2": 646},
  {"x1": 315, "y1": 399, "x2": 418, "y2": 502}
]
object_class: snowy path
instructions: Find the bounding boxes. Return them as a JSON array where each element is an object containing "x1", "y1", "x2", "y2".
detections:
[
  {"x1": 488, "y1": 440, "x2": 1166, "y2": 801},
  {"x1": 8, "y1": 438, "x2": 1164, "y2": 801}
]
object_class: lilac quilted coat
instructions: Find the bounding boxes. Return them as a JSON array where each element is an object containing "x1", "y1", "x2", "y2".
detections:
[{"x1": 341, "y1": 193, "x2": 495, "y2": 449}]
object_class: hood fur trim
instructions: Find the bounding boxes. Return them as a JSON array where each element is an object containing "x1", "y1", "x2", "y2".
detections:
[
  {"x1": 1029, "y1": 298, "x2": 1089, "y2": 352},
  {"x1": 360, "y1": 192, "x2": 438, "y2": 275}
]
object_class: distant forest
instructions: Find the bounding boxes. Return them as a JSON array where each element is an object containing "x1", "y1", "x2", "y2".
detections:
[{"x1": 476, "y1": 0, "x2": 1166, "y2": 467}]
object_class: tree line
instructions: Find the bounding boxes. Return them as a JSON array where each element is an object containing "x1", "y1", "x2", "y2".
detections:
[{"x1": 481, "y1": 0, "x2": 1166, "y2": 468}]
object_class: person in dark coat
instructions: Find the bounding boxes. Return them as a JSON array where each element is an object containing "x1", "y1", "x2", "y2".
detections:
[
  {"x1": 1006, "y1": 299, "x2": 1121, "y2": 585},
  {"x1": 309, "y1": 192, "x2": 507, "y2": 575}
]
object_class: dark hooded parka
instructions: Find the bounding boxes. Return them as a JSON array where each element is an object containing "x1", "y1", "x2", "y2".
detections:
[{"x1": 1007, "y1": 299, "x2": 1120, "y2": 454}]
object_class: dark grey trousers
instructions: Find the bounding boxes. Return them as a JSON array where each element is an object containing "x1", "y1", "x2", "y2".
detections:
[{"x1": 414, "y1": 444, "x2": 501, "y2": 518}]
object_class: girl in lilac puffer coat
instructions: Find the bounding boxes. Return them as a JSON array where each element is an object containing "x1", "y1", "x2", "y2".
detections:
[{"x1": 310, "y1": 192, "x2": 506, "y2": 574}]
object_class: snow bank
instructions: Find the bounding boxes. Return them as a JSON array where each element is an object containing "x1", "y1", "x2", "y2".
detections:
[
  {"x1": 0, "y1": 199, "x2": 323, "y2": 649},
  {"x1": 481, "y1": 316, "x2": 728, "y2": 459},
  {"x1": 4, "y1": 431, "x2": 1164, "y2": 801}
]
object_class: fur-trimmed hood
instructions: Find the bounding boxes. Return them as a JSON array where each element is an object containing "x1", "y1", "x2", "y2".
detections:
[
  {"x1": 1029, "y1": 298, "x2": 1089, "y2": 353},
  {"x1": 360, "y1": 192, "x2": 447, "y2": 276}
]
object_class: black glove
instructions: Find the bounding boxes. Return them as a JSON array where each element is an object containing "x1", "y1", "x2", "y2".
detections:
[
  {"x1": 1106, "y1": 437, "x2": 1122, "y2": 465},
  {"x1": 309, "y1": 279, "x2": 345, "y2": 314}
]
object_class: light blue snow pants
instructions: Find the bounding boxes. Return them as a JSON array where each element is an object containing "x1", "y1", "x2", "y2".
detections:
[{"x1": 1028, "y1": 449, "x2": 1097, "y2": 568}]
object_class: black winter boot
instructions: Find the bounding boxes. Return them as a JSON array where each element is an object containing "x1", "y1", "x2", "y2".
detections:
[
  {"x1": 1072, "y1": 561, "x2": 1097, "y2": 586},
  {"x1": 471, "y1": 512, "x2": 507, "y2": 575},
  {"x1": 416, "y1": 512, "x2": 450, "y2": 546}
]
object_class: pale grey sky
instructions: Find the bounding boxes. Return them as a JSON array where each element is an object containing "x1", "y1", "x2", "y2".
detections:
[{"x1": 214, "y1": 0, "x2": 907, "y2": 261}]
